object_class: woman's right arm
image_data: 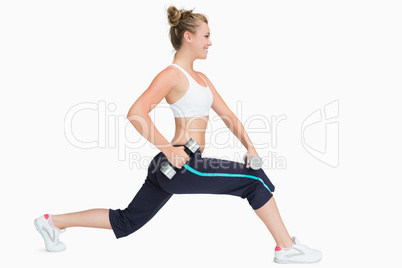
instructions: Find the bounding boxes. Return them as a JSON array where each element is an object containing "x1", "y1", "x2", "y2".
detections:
[
  {"x1": 126, "y1": 67, "x2": 190, "y2": 168},
  {"x1": 126, "y1": 67, "x2": 176, "y2": 155}
]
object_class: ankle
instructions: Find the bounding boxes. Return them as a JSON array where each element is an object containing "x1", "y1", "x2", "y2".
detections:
[
  {"x1": 48, "y1": 214, "x2": 63, "y2": 230},
  {"x1": 277, "y1": 238, "x2": 294, "y2": 249}
]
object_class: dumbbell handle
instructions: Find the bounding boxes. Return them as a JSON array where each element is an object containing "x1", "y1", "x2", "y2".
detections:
[{"x1": 182, "y1": 147, "x2": 193, "y2": 156}]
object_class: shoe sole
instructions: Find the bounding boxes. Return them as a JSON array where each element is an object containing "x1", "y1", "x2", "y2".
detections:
[{"x1": 274, "y1": 257, "x2": 322, "y2": 264}]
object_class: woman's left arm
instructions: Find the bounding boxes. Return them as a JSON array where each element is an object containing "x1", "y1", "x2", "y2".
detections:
[{"x1": 198, "y1": 72, "x2": 259, "y2": 165}]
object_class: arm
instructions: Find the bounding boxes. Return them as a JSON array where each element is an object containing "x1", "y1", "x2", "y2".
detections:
[
  {"x1": 127, "y1": 67, "x2": 178, "y2": 155},
  {"x1": 198, "y1": 72, "x2": 257, "y2": 153}
]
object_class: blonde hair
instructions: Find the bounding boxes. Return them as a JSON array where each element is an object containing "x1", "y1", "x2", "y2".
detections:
[{"x1": 166, "y1": 6, "x2": 208, "y2": 56}]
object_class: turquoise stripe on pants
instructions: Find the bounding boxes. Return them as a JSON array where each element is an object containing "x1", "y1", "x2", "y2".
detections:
[{"x1": 183, "y1": 163, "x2": 272, "y2": 193}]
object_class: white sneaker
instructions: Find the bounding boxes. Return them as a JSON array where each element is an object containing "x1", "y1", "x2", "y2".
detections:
[
  {"x1": 34, "y1": 214, "x2": 66, "y2": 252},
  {"x1": 274, "y1": 236, "x2": 322, "y2": 264}
]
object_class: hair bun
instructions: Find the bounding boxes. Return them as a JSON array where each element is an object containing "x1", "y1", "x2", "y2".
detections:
[{"x1": 167, "y1": 6, "x2": 181, "y2": 27}]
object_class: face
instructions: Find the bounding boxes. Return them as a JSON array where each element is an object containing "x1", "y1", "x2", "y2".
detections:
[{"x1": 187, "y1": 22, "x2": 212, "y2": 59}]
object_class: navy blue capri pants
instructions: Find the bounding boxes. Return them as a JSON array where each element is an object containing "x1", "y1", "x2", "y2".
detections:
[{"x1": 109, "y1": 145, "x2": 275, "y2": 239}]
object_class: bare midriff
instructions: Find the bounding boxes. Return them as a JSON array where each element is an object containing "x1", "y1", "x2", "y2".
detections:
[
  {"x1": 171, "y1": 116, "x2": 209, "y2": 154},
  {"x1": 165, "y1": 65, "x2": 211, "y2": 154}
]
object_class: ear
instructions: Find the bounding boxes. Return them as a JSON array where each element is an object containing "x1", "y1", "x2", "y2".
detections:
[{"x1": 183, "y1": 31, "x2": 192, "y2": 42}]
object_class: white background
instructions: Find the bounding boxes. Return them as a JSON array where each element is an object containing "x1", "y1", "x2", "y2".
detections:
[{"x1": 1, "y1": 0, "x2": 401, "y2": 267}]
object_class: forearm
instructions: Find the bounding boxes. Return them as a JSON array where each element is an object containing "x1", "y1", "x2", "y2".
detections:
[
  {"x1": 222, "y1": 114, "x2": 256, "y2": 151},
  {"x1": 126, "y1": 112, "x2": 172, "y2": 154}
]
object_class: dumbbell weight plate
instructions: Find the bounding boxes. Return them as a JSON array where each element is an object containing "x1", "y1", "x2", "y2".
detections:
[
  {"x1": 244, "y1": 153, "x2": 262, "y2": 170},
  {"x1": 160, "y1": 162, "x2": 176, "y2": 180}
]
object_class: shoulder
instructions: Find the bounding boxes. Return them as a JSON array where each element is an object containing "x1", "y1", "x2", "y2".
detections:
[
  {"x1": 150, "y1": 65, "x2": 181, "y2": 87},
  {"x1": 142, "y1": 66, "x2": 182, "y2": 96},
  {"x1": 197, "y1": 71, "x2": 218, "y2": 93},
  {"x1": 196, "y1": 71, "x2": 234, "y2": 118},
  {"x1": 197, "y1": 71, "x2": 210, "y2": 82},
  {"x1": 160, "y1": 65, "x2": 180, "y2": 79},
  {"x1": 197, "y1": 71, "x2": 215, "y2": 88}
]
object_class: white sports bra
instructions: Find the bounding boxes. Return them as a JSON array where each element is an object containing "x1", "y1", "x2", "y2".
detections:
[{"x1": 168, "y1": 63, "x2": 213, "y2": 118}]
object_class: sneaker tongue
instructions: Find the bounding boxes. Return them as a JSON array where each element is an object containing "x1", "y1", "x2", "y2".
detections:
[{"x1": 292, "y1": 236, "x2": 301, "y2": 244}]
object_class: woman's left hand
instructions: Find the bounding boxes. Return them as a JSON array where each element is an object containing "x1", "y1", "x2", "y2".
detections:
[{"x1": 245, "y1": 148, "x2": 259, "y2": 168}]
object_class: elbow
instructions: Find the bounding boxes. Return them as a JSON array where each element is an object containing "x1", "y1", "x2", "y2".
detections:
[
  {"x1": 127, "y1": 105, "x2": 147, "y2": 119},
  {"x1": 126, "y1": 109, "x2": 135, "y2": 119}
]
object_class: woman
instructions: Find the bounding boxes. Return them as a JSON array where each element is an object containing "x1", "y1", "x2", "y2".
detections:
[{"x1": 34, "y1": 6, "x2": 322, "y2": 264}]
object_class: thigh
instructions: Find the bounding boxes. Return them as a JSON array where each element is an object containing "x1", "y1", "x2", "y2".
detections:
[{"x1": 156, "y1": 150, "x2": 275, "y2": 196}]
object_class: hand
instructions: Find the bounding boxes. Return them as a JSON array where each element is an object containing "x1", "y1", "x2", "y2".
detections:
[
  {"x1": 245, "y1": 148, "x2": 259, "y2": 169},
  {"x1": 164, "y1": 146, "x2": 190, "y2": 169}
]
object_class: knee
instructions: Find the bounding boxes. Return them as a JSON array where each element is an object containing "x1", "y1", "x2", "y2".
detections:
[
  {"x1": 109, "y1": 207, "x2": 147, "y2": 239},
  {"x1": 246, "y1": 168, "x2": 274, "y2": 192}
]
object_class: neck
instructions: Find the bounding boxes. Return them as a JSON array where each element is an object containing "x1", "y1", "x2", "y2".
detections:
[{"x1": 173, "y1": 50, "x2": 196, "y2": 72}]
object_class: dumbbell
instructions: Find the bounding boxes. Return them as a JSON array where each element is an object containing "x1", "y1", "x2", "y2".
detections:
[
  {"x1": 243, "y1": 153, "x2": 262, "y2": 170},
  {"x1": 160, "y1": 138, "x2": 201, "y2": 179}
]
